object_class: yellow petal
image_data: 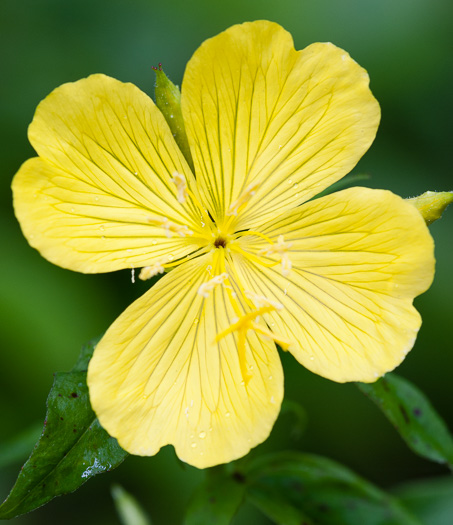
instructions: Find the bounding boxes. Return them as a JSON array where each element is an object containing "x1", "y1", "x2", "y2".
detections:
[
  {"x1": 13, "y1": 74, "x2": 205, "y2": 272},
  {"x1": 88, "y1": 252, "x2": 283, "y2": 468},
  {"x1": 182, "y1": 21, "x2": 380, "y2": 230},
  {"x1": 12, "y1": 158, "x2": 201, "y2": 273},
  {"x1": 233, "y1": 187, "x2": 435, "y2": 383}
]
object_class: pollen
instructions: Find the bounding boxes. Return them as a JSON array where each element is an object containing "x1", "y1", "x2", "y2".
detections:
[
  {"x1": 139, "y1": 262, "x2": 165, "y2": 280},
  {"x1": 260, "y1": 235, "x2": 293, "y2": 276},
  {"x1": 226, "y1": 181, "x2": 260, "y2": 216},
  {"x1": 171, "y1": 171, "x2": 188, "y2": 203},
  {"x1": 197, "y1": 272, "x2": 229, "y2": 298},
  {"x1": 147, "y1": 216, "x2": 193, "y2": 238}
]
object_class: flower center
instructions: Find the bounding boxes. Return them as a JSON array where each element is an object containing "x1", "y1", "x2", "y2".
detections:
[{"x1": 214, "y1": 235, "x2": 228, "y2": 248}]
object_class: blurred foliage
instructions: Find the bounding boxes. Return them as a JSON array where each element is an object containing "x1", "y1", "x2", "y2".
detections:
[{"x1": 1, "y1": 0, "x2": 452, "y2": 524}]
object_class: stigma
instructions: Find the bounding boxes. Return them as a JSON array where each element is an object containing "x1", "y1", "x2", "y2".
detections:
[{"x1": 216, "y1": 295, "x2": 291, "y2": 385}]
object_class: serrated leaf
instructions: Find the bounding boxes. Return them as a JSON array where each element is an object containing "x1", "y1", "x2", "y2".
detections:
[
  {"x1": 244, "y1": 452, "x2": 421, "y2": 525},
  {"x1": 184, "y1": 468, "x2": 245, "y2": 525},
  {"x1": 0, "y1": 338, "x2": 128, "y2": 519},
  {"x1": 357, "y1": 373, "x2": 453, "y2": 467}
]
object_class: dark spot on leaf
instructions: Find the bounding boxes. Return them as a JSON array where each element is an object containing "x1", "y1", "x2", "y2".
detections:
[
  {"x1": 209, "y1": 496, "x2": 216, "y2": 504},
  {"x1": 71, "y1": 392, "x2": 78, "y2": 398},
  {"x1": 58, "y1": 393, "x2": 62, "y2": 397},
  {"x1": 413, "y1": 408, "x2": 422, "y2": 417},
  {"x1": 399, "y1": 405, "x2": 410, "y2": 424},
  {"x1": 73, "y1": 429, "x2": 77, "y2": 433},
  {"x1": 232, "y1": 471, "x2": 245, "y2": 483},
  {"x1": 60, "y1": 417, "x2": 64, "y2": 421}
]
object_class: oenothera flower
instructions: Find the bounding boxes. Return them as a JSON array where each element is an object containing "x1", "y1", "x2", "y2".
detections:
[{"x1": 12, "y1": 21, "x2": 434, "y2": 468}]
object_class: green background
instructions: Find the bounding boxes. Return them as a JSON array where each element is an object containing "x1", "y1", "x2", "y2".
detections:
[{"x1": 1, "y1": 0, "x2": 452, "y2": 523}]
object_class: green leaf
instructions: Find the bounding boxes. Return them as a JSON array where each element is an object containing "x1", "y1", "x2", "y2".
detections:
[
  {"x1": 357, "y1": 373, "x2": 453, "y2": 467},
  {"x1": 0, "y1": 338, "x2": 128, "y2": 519},
  {"x1": 112, "y1": 484, "x2": 152, "y2": 525},
  {"x1": 406, "y1": 191, "x2": 453, "y2": 225},
  {"x1": 244, "y1": 452, "x2": 421, "y2": 525},
  {"x1": 154, "y1": 65, "x2": 194, "y2": 171},
  {"x1": 184, "y1": 466, "x2": 245, "y2": 525},
  {"x1": 393, "y1": 476, "x2": 453, "y2": 525}
]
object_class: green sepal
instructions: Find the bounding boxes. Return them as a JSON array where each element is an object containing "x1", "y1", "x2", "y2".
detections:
[
  {"x1": 0, "y1": 338, "x2": 128, "y2": 519},
  {"x1": 357, "y1": 373, "x2": 453, "y2": 467},
  {"x1": 244, "y1": 452, "x2": 421, "y2": 525},
  {"x1": 154, "y1": 65, "x2": 194, "y2": 171},
  {"x1": 407, "y1": 191, "x2": 453, "y2": 225}
]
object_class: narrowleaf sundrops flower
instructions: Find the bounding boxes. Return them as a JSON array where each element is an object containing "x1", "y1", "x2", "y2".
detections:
[{"x1": 12, "y1": 21, "x2": 435, "y2": 468}]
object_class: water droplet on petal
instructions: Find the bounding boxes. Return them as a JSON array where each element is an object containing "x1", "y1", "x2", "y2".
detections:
[
  {"x1": 199, "y1": 431, "x2": 206, "y2": 439},
  {"x1": 191, "y1": 442, "x2": 197, "y2": 448},
  {"x1": 168, "y1": 254, "x2": 174, "y2": 261},
  {"x1": 268, "y1": 375, "x2": 273, "y2": 380},
  {"x1": 225, "y1": 412, "x2": 231, "y2": 418},
  {"x1": 100, "y1": 226, "x2": 105, "y2": 232},
  {"x1": 193, "y1": 318, "x2": 199, "y2": 325}
]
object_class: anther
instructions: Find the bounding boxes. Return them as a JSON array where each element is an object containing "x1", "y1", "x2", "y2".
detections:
[
  {"x1": 147, "y1": 216, "x2": 193, "y2": 238},
  {"x1": 260, "y1": 235, "x2": 293, "y2": 276},
  {"x1": 139, "y1": 262, "x2": 165, "y2": 280},
  {"x1": 197, "y1": 273, "x2": 228, "y2": 298},
  {"x1": 227, "y1": 182, "x2": 260, "y2": 216},
  {"x1": 171, "y1": 172, "x2": 188, "y2": 203},
  {"x1": 244, "y1": 291, "x2": 283, "y2": 311}
]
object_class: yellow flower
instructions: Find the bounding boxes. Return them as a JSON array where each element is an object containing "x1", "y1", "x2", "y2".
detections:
[{"x1": 12, "y1": 21, "x2": 435, "y2": 468}]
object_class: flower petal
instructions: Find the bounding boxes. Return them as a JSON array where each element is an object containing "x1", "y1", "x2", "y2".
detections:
[
  {"x1": 233, "y1": 188, "x2": 435, "y2": 383},
  {"x1": 13, "y1": 74, "x2": 204, "y2": 273},
  {"x1": 182, "y1": 21, "x2": 380, "y2": 229},
  {"x1": 88, "y1": 252, "x2": 283, "y2": 468}
]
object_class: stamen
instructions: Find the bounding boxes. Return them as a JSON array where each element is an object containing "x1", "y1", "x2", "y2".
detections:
[
  {"x1": 139, "y1": 262, "x2": 165, "y2": 280},
  {"x1": 244, "y1": 291, "x2": 283, "y2": 311},
  {"x1": 215, "y1": 302, "x2": 290, "y2": 385},
  {"x1": 147, "y1": 216, "x2": 193, "y2": 238},
  {"x1": 197, "y1": 273, "x2": 228, "y2": 298},
  {"x1": 226, "y1": 182, "x2": 260, "y2": 216},
  {"x1": 260, "y1": 235, "x2": 293, "y2": 277},
  {"x1": 171, "y1": 171, "x2": 188, "y2": 203}
]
